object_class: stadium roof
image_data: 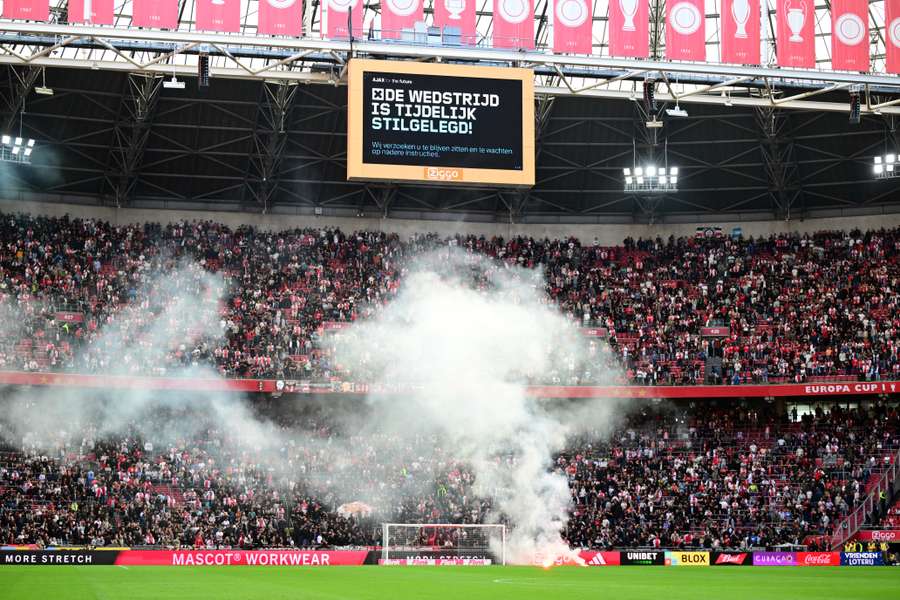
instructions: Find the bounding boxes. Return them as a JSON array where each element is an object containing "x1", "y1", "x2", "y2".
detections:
[
  {"x1": 0, "y1": 1, "x2": 899, "y2": 223},
  {"x1": 1, "y1": 0, "x2": 898, "y2": 74}
]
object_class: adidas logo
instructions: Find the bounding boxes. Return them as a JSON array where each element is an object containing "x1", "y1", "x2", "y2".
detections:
[{"x1": 588, "y1": 554, "x2": 607, "y2": 565}]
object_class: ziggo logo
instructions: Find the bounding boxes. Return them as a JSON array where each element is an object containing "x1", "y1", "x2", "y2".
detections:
[{"x1": 425, "y1": 167, "x2": 463, "y2": 181}]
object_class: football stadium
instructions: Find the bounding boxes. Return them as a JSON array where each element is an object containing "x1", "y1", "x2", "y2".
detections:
[{"x1": 1, "y1": 0, "x2": 900, "y2": 598}]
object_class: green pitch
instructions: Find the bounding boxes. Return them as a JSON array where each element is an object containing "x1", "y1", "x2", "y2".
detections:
[{"x1": 2, "y1": 565, "x2": 897, "y2": 600}]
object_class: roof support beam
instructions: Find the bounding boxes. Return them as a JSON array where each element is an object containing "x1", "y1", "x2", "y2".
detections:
[
  {"x1": 243, "y1": 81, "x2": 297, "y2": 212},
  {"x1": 2, "y1": 65, "x2": 40, "y2": 134},
  {"x1": 756, "y1": 107, "x2": 802, "y2": 219},
  {"x1": 103, "y1": 73, "x2": 162, "y2": 207}
]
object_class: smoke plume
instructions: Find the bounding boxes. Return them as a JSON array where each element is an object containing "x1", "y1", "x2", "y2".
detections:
[
  {"x1": 330, "y1": 249, "x2": 620, "y2": 563},
  {"x1": 0, "y1": 262, "x2": 279, "y2": 457}
]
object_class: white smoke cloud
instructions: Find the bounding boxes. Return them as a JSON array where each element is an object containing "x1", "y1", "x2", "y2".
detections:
[
  {"x1": 330, "y1": 249, "x2": 622, "y2": 563},
  {"x1": 0, "y1": 261, "x2": 278, "y2": 458}
]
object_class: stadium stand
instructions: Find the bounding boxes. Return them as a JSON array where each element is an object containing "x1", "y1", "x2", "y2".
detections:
[
  {"x1": 1, "y1": 399, "x2": 897, "y2": 550},
  {"x1": 1, "y1": 212, "x2": 899, "y2": 387}
]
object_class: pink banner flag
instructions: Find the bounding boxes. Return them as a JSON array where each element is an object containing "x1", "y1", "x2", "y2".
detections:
[
  {"x1": 492, "y1": 0, "x2": 534, "y2": 49},
  {"x1": 433, "y1": 0, "x2": 477, "y2": 45},
  {"x1": 323, "y1": 0, "x2": 364, "y2": 38},
  {"x1": 2, "y1": 0, "x2": 48, "y2": 21},
  {"x1": 665, "y1": 0, "x2": 705, "y2": 60},
  {"x1": 196, "y1": 0, "x2": 241, "y2": 32},
  {"x1": 68, "y1": 0, "x2": 114, "y2": 24},
  {"x1": 132, "y1": 0, "x2": 179, "y2": 28},
  {"x1": 720, "y1": 0, "x2": 760, "y2": 64},
  {"x1": 831, "y1": 0, "x2": 868, "y2": 71},
  {"x1": 609, "y1": 0, "x2": 649, "y2": 58},
  {"x1": 885, "y1": 0, "x2": 900, "y2": 74},
  {"x1": 258, "y1": 0, "x2": 304, "y2": 36},
  {"x1": 381, "y1": 0, "x2": 423, "y2": 39},
  {"x1": 777, "y1": 0, "x2": 815, "y2": 68},
  {"x1": 553, "y1": 0, "x2": 593, "y2": 54}
]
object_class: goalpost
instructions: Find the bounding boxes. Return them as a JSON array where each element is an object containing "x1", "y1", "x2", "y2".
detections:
[{"x1": 382, "y1": 523, "x2": 507, "y2": 565}]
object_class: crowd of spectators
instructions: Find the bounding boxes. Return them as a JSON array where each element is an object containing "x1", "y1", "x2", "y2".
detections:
[
  {"x1": 1, "y1": 399, "x2": 897, "y2": 551},
  {"x1": 1, "y1": 212, "x2": 899, "y2": 386},
  {"x1": 562, "y1": 402, "x2": 900, "y2": 550}
]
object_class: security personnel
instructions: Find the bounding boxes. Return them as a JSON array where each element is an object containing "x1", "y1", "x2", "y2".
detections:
[{"x1": 880, "y1": 542, "x2": 891, "y2": 566}]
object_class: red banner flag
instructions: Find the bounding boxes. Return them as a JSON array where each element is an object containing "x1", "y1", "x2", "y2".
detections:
[
  {"x1": 433, "y1": 0, "x2": 477, "y2": 45},
  {"x1": 831, "y1": 0, "x2": 868, "y2": 70},
  {"x1": 553, "y1": 0, "x2": 593, "y2": 54},
  {"x1": 665, "y1": 0, "x2": 705, "y2": 60},
  {"x1": 381, "y1": 0, "x2": 423, "y2": 39},
  {"x1": 609, "y1": 0, "x2": 649, "y2": 57},
  {"x1": 492, "y1": 0, "x2": 534, "y2": 49},
  {"x1": 777, "y1": 0, "x2": 815, "y2": 67},
  {"x1": 196, "y1": 0, "x2": 240, "y2": 32},
  {"x1": 323, "y1": 0, "x2": 364, "y2": 38},
  {"x1": 720, "y1": 0, "x2": 760, "y2": 65},
  {"x1": 2, "y1": 0, "x2": 48, "y2": 21},
  {"x1": 132, "y1": 0, "x2": 178, "y2": 28},
  {"x1": 68, "y1": 0, "x2": 114, "y2": 24},
  {"x1": 886, "y1": 0, "x2": 900, "y2": 74},
  {"x1": 258, "y1": 0, "x2": 303, "y2": 36}
]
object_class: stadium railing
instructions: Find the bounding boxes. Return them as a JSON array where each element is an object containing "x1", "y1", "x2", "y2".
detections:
[{"x1": 831, "y1": 447, "x2": 900, "y2": 550}]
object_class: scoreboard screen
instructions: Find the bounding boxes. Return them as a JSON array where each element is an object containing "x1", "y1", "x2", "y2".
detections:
[{"x1": 347, "y1": 59, "x2": 534, "y2": 187}]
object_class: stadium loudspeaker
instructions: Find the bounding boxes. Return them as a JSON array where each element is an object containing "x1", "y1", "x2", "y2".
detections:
[
  {"x1": 643, "y1": 80, "x2": 656, "y2": 112},
  {"x1": 198, "y1": 54, "x2": 210, "y2": 89},
  {"x1": 849, "y1": 92, "x2": 861, "y2": 125}
]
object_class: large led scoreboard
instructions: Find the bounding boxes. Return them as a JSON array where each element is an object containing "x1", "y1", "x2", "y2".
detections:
[{"x1": 347, "y1": 60, "x2": 534, "y2": 187}]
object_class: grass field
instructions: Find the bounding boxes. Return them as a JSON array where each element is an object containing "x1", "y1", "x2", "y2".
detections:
[{"x1": 2, "y1": 566, "x2": 898, "y2": 600}]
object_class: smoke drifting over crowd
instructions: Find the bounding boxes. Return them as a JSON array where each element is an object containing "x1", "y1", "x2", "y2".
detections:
[
  {"x1": 0, "y1": 262, "x2": 277, "y2": 453},
  {"x1": 331, "y1": 249, "x2": 620, "y2": 563},
  {"x1": 0, "y1": 249, "x2": 623, "y2": 563}
]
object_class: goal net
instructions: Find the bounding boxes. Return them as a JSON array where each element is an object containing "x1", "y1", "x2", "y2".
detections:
[{"x1": 382, "y1": 523, "x2": 506, "y2": 565}]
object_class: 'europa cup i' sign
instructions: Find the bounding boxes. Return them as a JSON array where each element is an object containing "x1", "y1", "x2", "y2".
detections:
[{"x1": 347, "y1": 60, "x2": 535, "y2": 187}]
